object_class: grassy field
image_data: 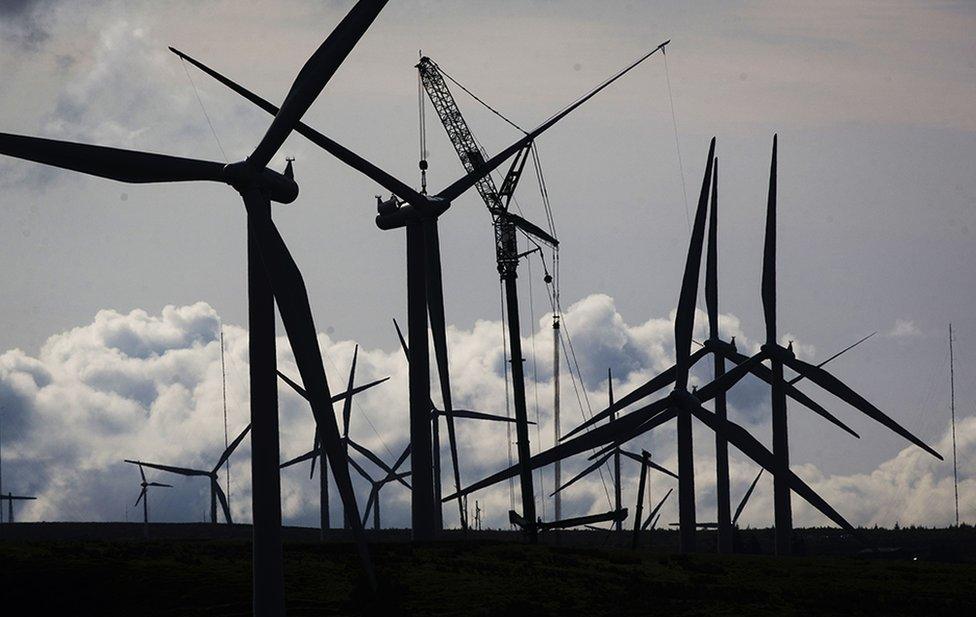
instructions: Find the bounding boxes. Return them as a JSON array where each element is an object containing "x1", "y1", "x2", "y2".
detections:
[{"x1": 1, "y1": 525, "x2": 974, "y2": 616}]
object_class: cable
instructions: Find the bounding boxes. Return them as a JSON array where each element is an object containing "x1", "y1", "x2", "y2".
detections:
[
  {"x1": 180, "y1": 57, "x2": 228, "y2": 163},
  {"x1": 662, "y1": 48, "x2": 690, "y2": 233},
  {"x1": 428, "y1": 57, "x2": 527, "y2": 135}
]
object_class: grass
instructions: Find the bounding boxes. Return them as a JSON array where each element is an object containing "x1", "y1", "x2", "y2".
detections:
[{"x1": 1, "y1": 526, "x2": 974, "y2": 615}]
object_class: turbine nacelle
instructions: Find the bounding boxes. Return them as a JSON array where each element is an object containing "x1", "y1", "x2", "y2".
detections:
[
  {"x1": 374, "y1": 195, "x2": 450, "y2": 230},
  {"x1": 223, "y1": 159, "x2": 299, "y2": 204}
]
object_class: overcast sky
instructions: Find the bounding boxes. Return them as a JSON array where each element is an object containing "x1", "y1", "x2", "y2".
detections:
[{"x1": 0, "y1": 0, "x2": 973, "y2": 529}]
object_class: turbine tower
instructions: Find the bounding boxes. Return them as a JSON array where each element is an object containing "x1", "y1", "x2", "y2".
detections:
[{"x1": 0, "y1": 493, "x2": 36, "y2": 523}]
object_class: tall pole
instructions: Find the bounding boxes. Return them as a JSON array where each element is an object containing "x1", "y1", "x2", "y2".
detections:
[
  {"x1": 220, "y1": 328, "x2": 230, "y2": 508},
  {"x1": 407, "y1": 221, "x2": 436, "y2": 541},
  {"x1": 143, "y1": 491, "x2": 149, "y2": 525},
  {"x1": 950, "y1": 324, "x2": 959, "y2": 527},
  {"x1": 610, "y1": 369, "x2": 622, "y2": 532},
  {"x1": 247, "y1": 198, "x2": 285, "y2": 616},
  {"x1": 210, "y1": 479, "x2": 218, "y2": 525},
  {"x1": 553, "y1": 316, "x2": 561, "y2": 523},
  {"x1": 504, "y1": 273, "x2": 537, "y2": 542},
  {"x1": 431, "y1": 400, "x2": 443, "y2": 531},
  {"x1": 0, "y1": 410, "x2": 4, "y2": 524}
]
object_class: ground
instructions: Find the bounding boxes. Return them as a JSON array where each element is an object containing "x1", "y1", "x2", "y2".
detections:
[{"x1": 1, "y1": 524, "x2": 974, "y2": 616}]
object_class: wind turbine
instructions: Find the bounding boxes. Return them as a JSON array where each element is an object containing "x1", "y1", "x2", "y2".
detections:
[
  {"x1": 277, "y1": 344, "x2": 389, "y2": 533},
  {"x1": 0, "y1": 493, "x2": 36, "y2": 523},
  {"x1": 0, "y1": 1, "x2": 390, "y2": 604},
  {"x1": 669, "y1": 469, "x2": 763, "y2": 530},
  {"x1": 562, "y1": 152, "x2": 873, "y2": 553},
  {"x1": 728, "y1": 135, "x2": 943, "y2": 555},
  {"x1": 447, "y1": 138, "x2": 867, "y2": 555},
  {"x1": 169, "y1": 41, "x2": 668, "y2": 541},
  {"x1": 132, "y1": 463, "x2": 172, "y2": 525},
  {"x1": 548, "y1": 369, "x2": 677, "y2": 532},
  {"x1": 347, "y1": 447, "x2": 412, "y2": 530},
  {"x1": 126, "y1": 423, "x2": 251, "y2": 525}
]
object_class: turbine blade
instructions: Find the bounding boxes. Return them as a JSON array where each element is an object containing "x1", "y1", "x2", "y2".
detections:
[
  {"x1": 435, "y1": 41, "x2": 669, "y2": 203},
  {"x1": 786, "y1": 331, "x2": 877, "y2": 386},
  {"x1": 423, "y1": 219, "x2": 465, "y2": 525},
  {"x1": 618, "y1": 450, "x2": 679, "y2": 480},
  {"x1": 393, "y1": 318, "x2": 409, "y2": 359},
  {"x1": 684, "y1": 396, "x2": 857, "y2": 533},
  {"x1": 705, "y1": 156, "x2": 719, "y2": 339},
  {"x1": 390, "y1": 444, "x2": 411, "y2": 473},
  {"x1": 334, "y1": 377, "x2": 389, "y2": 404},
  {"x1": 170, "y1": 45, "x2": 423, "y2": 205},
  {"x1": 641, "y1": 488, "x2": 673, "y2": 530},
  {"x1": 241, "y1": 191, "x2": 372, "y2": 582},
  {"x1": 347, "y1": 438, "x2": 412, "y2": 491},
  {"x1": 342, "y1": 345, "x2": 359, "y2": 438},
  {"x1": 361, "y1": 486, "x2": 378, "y2": 527},
  {"x1": 732, "y1": 469, "x2": 763, "y2": 526},
  {"x1": 347, "y1": 454, "x2": 375, "y2": 483},
  {"x1": 214, "y1": 482, "x2": 233, "y2": 524},
  {"x1": 761, "y1": 135, "x2": 778, "y2": 343},
  {"x1": 134, "y1": 488, "x2": 146, "y2": 508},
  {"x1": 214, "y1": 423, "x2": 252, "y2": 471},
  {"x1": 280, "y1": 447, "x2": 321, "y2": 470},
  {"x1": 540, "y1": 508, "x2": 627, "y2": 531},
  {"x1": 499, "y1": 211, "x2": 558, "y2": 247},
  {"x1": 0, "y1": 132, "x2": 225, "y2": 184},
  {"x1": 125, "y1": 460, "x2": 208, "y2": 477},
  {"x1": 717, "y1": 347, "x2": 860, "y2": 438},
  {"x1": 277, "y1": 370, "x2": 309, "y2": 401},
  {"x1": 452, "y1": 409, "x2": 526, "y2": 423},
  {"x1": 561, "y1": 347, "x2": 709, "y2": 441},
  {"x1": 138, "y1": 464, "x2": 146, "y2": 484},
  {"x1": 784, "y1": 356, "x2": 943, "y2": 459},
  {"x1": 549, "y1": 451, "x2": 614, "y2": 497},
  {"x1": 148, "y1": 482, "x2": 173, "y2": 488},
  {"x1": 247, "y1": 0, "x2": 389, "y2": 171},
  {"x1": 445, "y1": 398, "x2": 675, "y2": 501},
  {"x1": 694, "y1": 349, "x2": 769, "y2": 404},
  {"x1": 674, "y1": 138, "x2": 716, "y2": 387}
]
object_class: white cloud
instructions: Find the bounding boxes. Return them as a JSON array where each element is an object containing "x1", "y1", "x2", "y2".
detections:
[
  {"x1": 0, "y1": 296, "x2": 967, "y2": 530},
  {"x1": 887, "y1": 319, "x2": 923, "y2": 339}
]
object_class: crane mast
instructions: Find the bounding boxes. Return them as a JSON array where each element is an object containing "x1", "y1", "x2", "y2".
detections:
[
  {"x1": 418, "y1": 56, "x2": 549, "y2": 539},
  {"x1": 417, "y1": 56, "x2": 533, "y2": 278}
]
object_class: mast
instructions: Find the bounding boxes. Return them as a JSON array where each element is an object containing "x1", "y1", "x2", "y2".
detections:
[
  {"x1": 950, "y1": 324, "x2": 959, "y2": 527},
  {"x1": 553, "y1": 314, "x2": 561, "y2": 522},
  {"x1": 220, "y1": 327, "x2": 230, "y2": 504}
]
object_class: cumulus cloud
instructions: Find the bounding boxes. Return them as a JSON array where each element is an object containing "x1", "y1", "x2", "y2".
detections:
[
  {"x1": 887, "y1": 318, "x2": 923, "y2": 339},
  {"x1": 0, "y1": 0, "x2": 56, "y2": 50},
  {"x1": 0, "y1": 295, "x2": 967, "y2": 530}
]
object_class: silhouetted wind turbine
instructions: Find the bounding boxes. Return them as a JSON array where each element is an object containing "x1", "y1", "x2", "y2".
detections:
[
  {"x1": 277, "y1": 344, "x2": 389, "y2": 533},
  {"x1": 347, "y1": 447, "x2": 412, "y2": 530},
  {"x1": 563, "y1": 152, "x2": 873, "y2": 553},
  {"x1": 641, "y1": 488, "x2": 673, "y2": 531},
  {"x1": 0, "y1": 0, "x2": 389, "y2": 604},
  {"x1": 447, "y1": 138, "x2": 865, "y2": 555},
  {"x1": 132, "y1": 463, "x2": 172, "y2": 525},
  {"x1": 739, "y1": 135, "x2": 942, "y2": 555},
  {"x1": 0, "y1": 493, "x2": 36, "y2": 523},
  {"x1": 171, "y1": 42, "x2": 667, "y2": 540},
  {"x1": 126, "y1": 424, "x2": 251, "y2": 525},
  {"x1": 549, "y1": 369, "x2": 676, "y2": 531}
]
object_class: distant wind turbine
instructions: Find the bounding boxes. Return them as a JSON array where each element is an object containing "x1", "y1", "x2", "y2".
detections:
[
  {"x1": 132, "y1": 463, "x2": 172, "y2": 525},
  {"x1": 0, "y1": 493, "x2": 36, "y2": 523},
  {"x1": 125, "y1": 424, "x2": 251, "y2": 525}
]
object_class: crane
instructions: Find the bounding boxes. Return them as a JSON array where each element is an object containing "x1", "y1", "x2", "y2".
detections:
[{"x1": 418, "y1": 55, "x2": 559, "y2": 540}]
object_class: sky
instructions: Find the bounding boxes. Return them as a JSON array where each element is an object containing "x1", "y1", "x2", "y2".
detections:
[{"x1": 0, "y1": 0, "x2": 974, "y2": 529}]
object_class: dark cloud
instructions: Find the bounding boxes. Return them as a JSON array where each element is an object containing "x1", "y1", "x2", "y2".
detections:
[{"x1": 0, "y1": 0, "x2": 55, "y2": 50}]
